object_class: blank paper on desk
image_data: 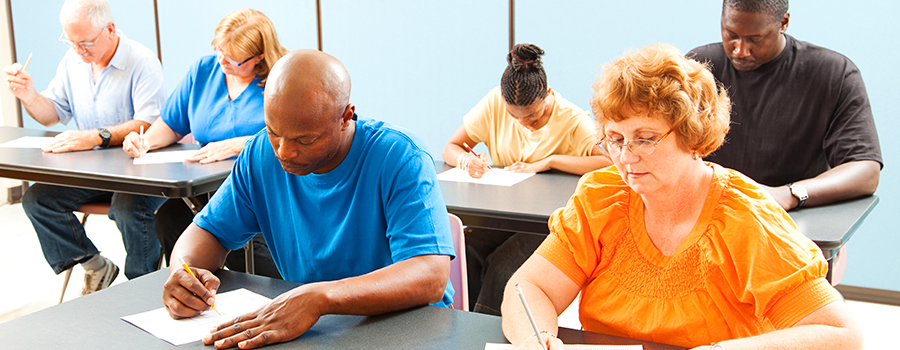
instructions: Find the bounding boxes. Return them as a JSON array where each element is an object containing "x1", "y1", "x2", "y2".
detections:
[
  {"x1": 437, "y1": 167, "x2": 535, "y2": 186},
  {"x1": 133, "y1": 150, "x2": 199, "y2": 165},
  {"x1": 121, "y1": 288, "x2": 271, "y2": 346}
]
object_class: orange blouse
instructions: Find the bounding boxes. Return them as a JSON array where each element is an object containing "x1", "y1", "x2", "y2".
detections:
[{"x1": 537, "y1": 163, "x2": 840, "y2": 348}]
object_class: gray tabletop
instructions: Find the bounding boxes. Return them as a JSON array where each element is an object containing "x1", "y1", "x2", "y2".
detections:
[
  {"x1": 0, "y1": 269, "x2": 686, "y2": 350},
  {"x1": 436, "y1": 161, "x2": 878, "y2": 270},
  {"x1": 0, "y1": 126, "x2": 233, "y2": 198}
]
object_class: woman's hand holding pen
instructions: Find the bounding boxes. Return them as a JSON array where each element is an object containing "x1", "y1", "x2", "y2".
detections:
[
  {"x1": 162, "y1": 264, "x2": 221, "y2": 319},
  {"x1": 465, "y1": 153, "x2": 492, "y2": 179},
  {"x1": 122, "y1": 129, "x2": 150, "y2": 158}
]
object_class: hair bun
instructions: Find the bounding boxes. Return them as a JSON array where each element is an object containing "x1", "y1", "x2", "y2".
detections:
[{"x1": 508, "y1": 43, "x2": 544, "y2": 72}]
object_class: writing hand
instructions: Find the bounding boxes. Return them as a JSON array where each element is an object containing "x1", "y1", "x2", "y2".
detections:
[
  {"x1": 42, "y1": 130, "x2": 101, "y2": 153},
  {"x1": 4, "y1": 63, "x2": 35, "y2": 98},
  {"x1": 122, "y1": 131, "x2": 150, "y2": 158},
  {"x1": 162, "y1": 267, "x2": 220, "y2": 319},
  {"x1": 204, "y1": 284, "x2": 325, "y2": 349},
  {"x1": 517, "y1": 334, "x2": 565, "y2": 350},
  {"x1": 467, "y1": 153, "x2": 492, "y2": 178}
]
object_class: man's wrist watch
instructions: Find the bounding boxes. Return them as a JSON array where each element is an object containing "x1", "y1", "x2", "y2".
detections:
[
  {"x1": 98, "y1": 128, "x2": 111, "y2": 148},
  {"x1": 788, "y1": 182, "x2": 808, "y2": 209}
]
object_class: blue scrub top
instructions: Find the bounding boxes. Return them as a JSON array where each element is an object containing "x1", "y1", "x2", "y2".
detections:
[{"x1": 161, "y1": 55, "x2": 266, "y2": 145}]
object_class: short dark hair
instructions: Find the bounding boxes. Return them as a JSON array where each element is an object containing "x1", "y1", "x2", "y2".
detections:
[
  {"x1": 723, "y1": 0, "x2": 788, "y2": 22},
  {"x1": 500, "y1": 43, "x2": 548, "y2": 106}
]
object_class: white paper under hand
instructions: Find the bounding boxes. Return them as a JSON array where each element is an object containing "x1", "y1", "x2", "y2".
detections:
[
  {"x1": 133, "y1": 150, "x2": 199, "y2": 165},
  {"x1": 437, "y1": 167, "x2": 535, "y2": 186},
  {"x1": 121, "y1": 288, "x2": 271, "y2": 346}
]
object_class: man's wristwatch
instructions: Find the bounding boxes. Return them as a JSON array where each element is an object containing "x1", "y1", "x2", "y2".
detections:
[
  {"x1": 98, "y1": 128, "x2": 111, "y2": 148},
  {"x1": 788, "y1": 182, "x2": 808, "y2": 209}
]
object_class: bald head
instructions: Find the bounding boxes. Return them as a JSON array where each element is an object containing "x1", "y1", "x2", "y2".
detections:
[{"x1": 265, "y1": 49, "x2": 351, "y2": 122}]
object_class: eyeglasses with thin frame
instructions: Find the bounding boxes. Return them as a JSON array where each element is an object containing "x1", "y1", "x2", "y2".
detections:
[
  {"x1": 598, "y1": 129, "x2": 674, "y2": 157},
  {"x1": 215, "y1": 48, "x2": 257, "y2": 67},
  {"x1": 58, "y1": 29, "x2": 105, "y2": 49}
]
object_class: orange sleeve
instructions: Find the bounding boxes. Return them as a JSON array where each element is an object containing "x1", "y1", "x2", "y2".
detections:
[
  {"x1": 712, "y1": 170, "x2": 840, "y2": 327},
  {"x1": 537, "y1": 167, "x2": 629, "y2": 287}
]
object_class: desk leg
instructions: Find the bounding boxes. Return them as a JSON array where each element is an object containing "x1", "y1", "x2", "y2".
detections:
[
  {"x1": 181, "y1": 196, "x2": 205, "y2": 215},
  {"x1": 244, "y1": 242, "x2": 255, "y2": 275},
  {"x1": 821, "y1": 248, "x2": 836, "y2": 285},
  {"x1": 179, "y1": 194, "x2": 256, "y2": 275}
]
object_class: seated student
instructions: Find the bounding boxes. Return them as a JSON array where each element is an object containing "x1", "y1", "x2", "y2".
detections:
[
  {"x1": 163, "y1": 50, "x2": 455, "y2": 350},
  {"x1": 501, "y1": 44, "x2": 863, "y2": 350},
  {"x1": 442, "y1": 43, "x2": 610, "y2": 315},
  {"x1": 687, "y1": 0, "x2": 881, "y2": 211},
  {"x1": 687, "y1": 0, "x2": 882, "y2": 284},
  {"x1": 5, "y1": 0, "x2": 167, "y2": 293},
  {"x1": 122, "y1": 8, "x2": 288, "y2": 278}
]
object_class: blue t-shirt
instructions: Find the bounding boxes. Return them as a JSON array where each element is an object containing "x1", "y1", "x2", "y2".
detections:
[
  {"x1": 161, "y1": 55, "x2": 266, "y2": 145},
  {"x1": 195, "y1": 117, "x2": 456, "y2": 307}
]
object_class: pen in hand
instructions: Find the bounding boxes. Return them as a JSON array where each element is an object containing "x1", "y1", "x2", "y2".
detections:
[
  {"x1": 179, "y1": 258, "x2": 220, "y2": 315},
  {"x1": 462, "y1": 142, "x2": 491, "y2": 170},
  {"x1": 516, "y1": 284, "x2": 548, "y2": 350},
  {"x1": 138, "y1": 125, "x2": 145, "y2": 157}
]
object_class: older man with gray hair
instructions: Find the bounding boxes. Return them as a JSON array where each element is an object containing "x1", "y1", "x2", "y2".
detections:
[{"x1": 3, "y1": 0, "x2": 167, "y2": 294}]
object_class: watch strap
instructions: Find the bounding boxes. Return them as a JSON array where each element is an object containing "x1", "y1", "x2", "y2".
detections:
[
  {"x1": 98, "y1": 128, "x2": 111, "y2": 148},
  {"x1": 788, "y1": 182, "x2": 808, "y2": 208}
]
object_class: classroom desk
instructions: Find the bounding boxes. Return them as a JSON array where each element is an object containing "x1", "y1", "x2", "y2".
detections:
[
  {"x1": 0, "y1": 269, "x2": 686, "y2": 349},
  {"x1": 436, "y1": 162, "x2": 879, "y2": 282},
  {"x1": 0, "y1": 126, "x2": 233, "y2": 200}
]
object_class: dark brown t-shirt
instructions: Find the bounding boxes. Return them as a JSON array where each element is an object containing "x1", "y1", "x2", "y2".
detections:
[{"x1": 689, "y1": 34, "x2": 882, "y2": 186}]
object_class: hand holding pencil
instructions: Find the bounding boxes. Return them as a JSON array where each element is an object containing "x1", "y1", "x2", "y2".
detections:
[
  {"x1": 162, "y1": 257, "x2": 222, "y2": 319},
  {"x1": 460, "y1": 142, "x2": 492, "y2": 179},
  {"x1": 4, "y1": 53, "x2": 34, "y2": 97}
]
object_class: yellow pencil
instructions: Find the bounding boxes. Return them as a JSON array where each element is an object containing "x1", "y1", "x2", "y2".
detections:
[
  {"x1": 22, "y1": 53, "x2": 33, "y2": 72},
  {"x1": 178, "y1": 258, "x2": 220, "y2": 315}
]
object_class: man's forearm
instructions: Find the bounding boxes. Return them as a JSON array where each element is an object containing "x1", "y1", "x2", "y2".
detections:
[
  {"x1": 105, "y1": 119, "x2": 153, "y2": 147},
  {"x1": 21, "y1": 93, "x2": 60, "y2": 127},
  {"x1": 315, "y1": 254, "x2": 450, "y2": 316},
  {"x1": 798, "y1": 160, "x2": 880, "y2": 207},
  {"x1": 169, "y1": 223, "x2": 230, "y2": 274}
]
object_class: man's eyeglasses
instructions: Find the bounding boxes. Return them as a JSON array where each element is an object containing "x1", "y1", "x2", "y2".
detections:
[
  {"x1": 215, "y1": 48, "x2": 256, "y2": 67},
  {"x1": 59, "y1": 30, "x2": 105, "y2": 49},
  {"x1": 598, "y1": 129, "x2": 673, "y2": 157}
]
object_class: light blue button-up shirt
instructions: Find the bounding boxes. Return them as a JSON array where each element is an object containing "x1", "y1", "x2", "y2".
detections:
[{"x1": 41, "y1": 31, "x2": 165, "y2": 130}]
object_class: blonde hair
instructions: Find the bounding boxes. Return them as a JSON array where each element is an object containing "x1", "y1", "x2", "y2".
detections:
[
  {"x1": 591, "y1": 44, "x2": 731, "y2": 157},
  {"x1": 211, "y1": 8, "x2": 289, "y2": 84}
]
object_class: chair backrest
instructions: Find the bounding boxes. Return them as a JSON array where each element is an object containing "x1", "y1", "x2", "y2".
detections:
[
  {"x1": 178, "y1": 133, "x2": 197, "y2": 144},
  {"x1": 448, "y1": 213, "x2": 468, "y2": 311}
]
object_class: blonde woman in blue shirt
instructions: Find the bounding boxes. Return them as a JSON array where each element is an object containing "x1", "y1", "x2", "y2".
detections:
[{"x1": 122, "y1": 8, "x2": 288, "y2": 276}]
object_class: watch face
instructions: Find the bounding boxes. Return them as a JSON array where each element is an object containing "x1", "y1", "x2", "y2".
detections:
[{"x1": 99, "y1": 128, "x2": 111, "y2": 138}]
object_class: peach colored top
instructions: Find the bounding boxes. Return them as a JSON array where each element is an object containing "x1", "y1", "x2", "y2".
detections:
[{"x1": 538, "y1": 163, "x2": 840, "y2": 348}]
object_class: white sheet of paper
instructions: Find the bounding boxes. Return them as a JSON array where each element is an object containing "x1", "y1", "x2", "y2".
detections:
[
  {"x1": 0, "y1": 136, "x2": 55, "y2": 148},
  {"x1": 121, "y1": 288, "x2": 272, "y2": 346},
  {"x1": 437, "y1": 167, "x2": 535, "y2": 186},
  {"x1": 133, "y1": 150, "x2": 199, "y2": 165},
  {"x1": 485, "y1": 343, "x2": 642, "y2": 350}
]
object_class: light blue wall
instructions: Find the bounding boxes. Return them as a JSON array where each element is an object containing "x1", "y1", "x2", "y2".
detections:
[
  {"x1": 10, "y1": 1, "x2": 899, "y2": 292},
  {"x1": 320, "y1": 0, "x2": 508, "y2": 157},
  {"x1": 156, "y1": 0, "x2": 317, "y2": 95}
]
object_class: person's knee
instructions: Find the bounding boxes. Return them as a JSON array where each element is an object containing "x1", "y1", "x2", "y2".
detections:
[{"x1": 20, "y1": 184, "x2": 54, "y2": 211}]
